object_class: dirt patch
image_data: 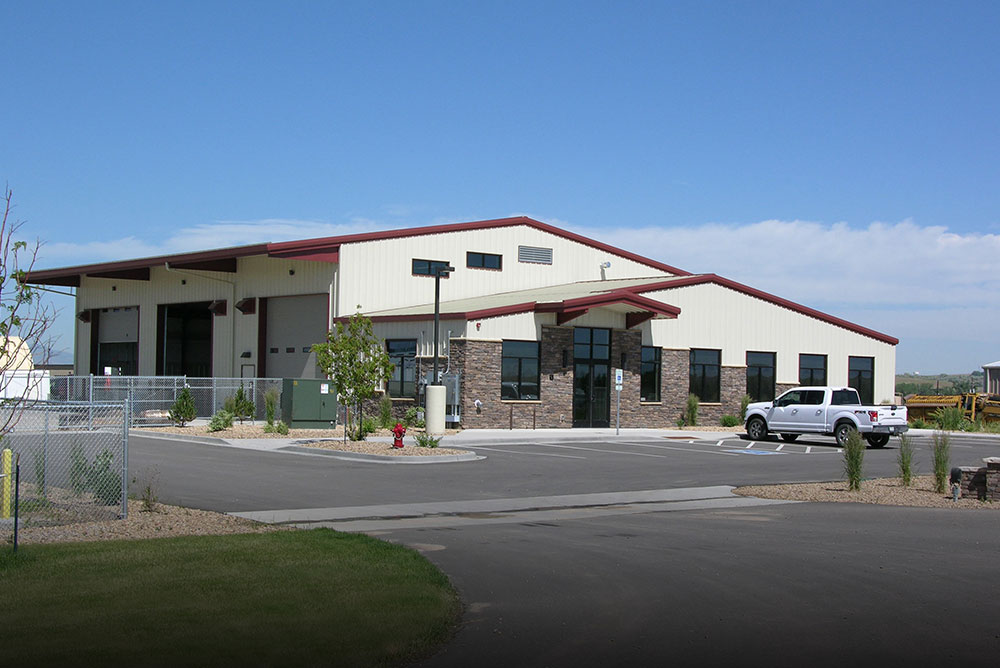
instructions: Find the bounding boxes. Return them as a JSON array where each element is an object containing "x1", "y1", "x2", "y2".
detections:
[
  {"x1": 7, "y1": 500, "x2": 289, "y2": 546},
  {"x1": 734, "y1": 475, "x2": 998, "y2": 509}
]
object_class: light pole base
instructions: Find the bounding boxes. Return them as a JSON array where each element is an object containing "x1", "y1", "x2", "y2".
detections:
[{"x1": 425, "y1": 385, "x2": 447, "y2": 436}]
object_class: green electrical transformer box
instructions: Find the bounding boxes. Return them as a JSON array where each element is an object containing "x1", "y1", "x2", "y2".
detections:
[{"x1": 280, "y1": 378, "x2": 339, "y2": 428}]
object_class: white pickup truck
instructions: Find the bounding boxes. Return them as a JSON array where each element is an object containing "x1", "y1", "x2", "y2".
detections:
[{"x1": 744, "y1": 386, "x2": 908, "y2": 448}]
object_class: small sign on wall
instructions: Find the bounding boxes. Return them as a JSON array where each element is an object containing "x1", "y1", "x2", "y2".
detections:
[{"x1": 320, "y1": 383, "x2": 329, "y2": 395}]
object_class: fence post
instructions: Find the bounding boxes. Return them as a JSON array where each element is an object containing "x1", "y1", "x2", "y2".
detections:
[
  {"x1": 88, "y1": 375, "x2": 94, "y2": 430},
  {"x1": 43, "y1": 405, "x2": 50, "y2": 497},
  {"x1": 121, "y1": 396, "x2": 129, "y2": 519},
  {"x1": 212, "y1": 377, "x2": 217, "y2": 416}
]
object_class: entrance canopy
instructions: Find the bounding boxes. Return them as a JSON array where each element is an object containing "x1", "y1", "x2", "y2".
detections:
[{"x1": 360, "y1": 277, "x2": 683, "y2": 327}]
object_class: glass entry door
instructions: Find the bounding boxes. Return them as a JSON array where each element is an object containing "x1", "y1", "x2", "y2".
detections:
[{"x1": 573, "y1": 327, "x2": 611, "y2": 428}]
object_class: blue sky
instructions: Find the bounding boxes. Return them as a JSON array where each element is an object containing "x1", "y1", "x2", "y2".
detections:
[{"x1": 3, "y1": 1, "x2": 998, "y2": 373}]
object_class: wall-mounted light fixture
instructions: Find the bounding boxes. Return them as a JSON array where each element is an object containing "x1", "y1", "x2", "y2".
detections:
[
  {"x1": 208, "y1": 300, "x2": 227, "y2": 316},
  {"x1": 77, "y1": 311, "x2": 91, "y2": 323},
  {"x1": 235, "y1": 298, "x2": 256, "y2": 314},
  {"x1": 240, "y1": 351, "x2": 252, "y2": 358}
]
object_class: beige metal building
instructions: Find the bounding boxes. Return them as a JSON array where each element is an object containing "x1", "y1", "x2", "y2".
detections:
[{"x1": 28, "y1": 216, "x2": 899, "y2": 428}]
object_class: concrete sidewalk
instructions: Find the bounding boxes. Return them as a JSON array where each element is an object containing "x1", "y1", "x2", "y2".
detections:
[{"x1": 133, "y1": 426, "x2": 745, "y2": 454}]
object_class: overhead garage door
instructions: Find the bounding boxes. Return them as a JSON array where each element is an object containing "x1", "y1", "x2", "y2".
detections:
[{"x1": 265, "y1": 295, "x2": 328, "y2": 379}]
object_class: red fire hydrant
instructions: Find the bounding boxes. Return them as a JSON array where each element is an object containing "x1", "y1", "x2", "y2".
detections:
[{"x1": 392, "y1": 422, "x2": 406, "y2": 449}]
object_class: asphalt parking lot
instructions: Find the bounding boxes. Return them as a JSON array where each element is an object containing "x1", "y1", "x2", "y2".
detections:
[{"x1": 129, "y1": 429, "x2": 1000, "y2": 666}]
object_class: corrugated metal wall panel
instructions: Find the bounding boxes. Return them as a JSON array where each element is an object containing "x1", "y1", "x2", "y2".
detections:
[
  {"x1": 372, "y1": 320, "x2": 467, "y2": 358},
  {"x1": 75, "y1": 256, "x2": 336, "y2": 376},
  {"x1": 645, "y1": 283, "x2": 897, "y2": 402},
  {"x1": 337, "y1": 225, "x2": 670, "y2": 315}
]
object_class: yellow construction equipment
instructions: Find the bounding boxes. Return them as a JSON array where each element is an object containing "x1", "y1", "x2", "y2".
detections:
[{"x1": 904, "y1": 393, "x2": 1000, "y2": 423}]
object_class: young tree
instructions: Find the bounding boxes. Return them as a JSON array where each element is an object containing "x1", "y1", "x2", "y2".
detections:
[
  {"x1": 311, "y1": 309, "x2": 393, "y2": 441},
  {"x1": 1, "y1": 187, "x2": 56, "y2": 436},
  {"x1": 169, "y1": 386, "x2": 197, "y2": 427}
]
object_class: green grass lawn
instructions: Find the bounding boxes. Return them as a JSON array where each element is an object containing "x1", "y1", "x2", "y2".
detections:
[{"x1": 0, "y1": 530, "x2": 460, "y2": 667}]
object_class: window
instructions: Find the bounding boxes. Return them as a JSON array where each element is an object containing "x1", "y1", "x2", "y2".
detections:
[
  {"x1": 467, "y1": 251, "x2": 502, "y2": 270},
  {"x1": 832, "y1": 389, "x2": 861, "y2": 405},
  {"x1": 746, "y1": 351, "x2": 775, "y2": 402},
  {"x1": 848, "y1": 356, "x2": 874, "y2": 404},
  {"x1": 574, "y1": 327, "x2": 610, "y2": 361},
  {"x1": 412, "y1": 259, "x2": 451, "y2": 277},
  {"x1": 799, "y1": 354, "x2": 827, "y2": 386},
  {"x1": 518, "y1": 245, "x2": 553, "y2": 264},
  {"x1": 775, "y1": 389, "x2": 824, "y2": 406},
  {"x1": 640, "y1": 347, "x2": 661, "y2": 402},
  {"x1": 386, "y1": 340, "x2": 417, "y2": 397},
  {"x1": 501, "y1": 341, "x2": 540, "y2": 400},
  {"x1": 689, "y1": 349, "x2": 721, "y2": 402}
]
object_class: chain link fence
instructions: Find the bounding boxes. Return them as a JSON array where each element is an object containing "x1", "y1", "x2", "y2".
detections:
[
  {"x1": 48, "y1": 376, "x2": 284, "y2": 426},
  {"x1": 1, "y1": 401, "x2": 129, "y2": 541}
]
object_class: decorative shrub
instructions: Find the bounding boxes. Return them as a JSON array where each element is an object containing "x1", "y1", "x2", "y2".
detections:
[
  {"x1": 231, "y1": 385, "x2": 255, "y2": 424},
  {"x1": 720, "y1": 415, "x2": 741, "y2": 427},
  {"x1": 403, "y1": 406, "x2": 419, "y2": 427},
  {"x1": 379, "y1": 394, "x2": 394, "y2": 429},
  {"x1": 739, "y1": 394, "x2": 752, "y2": 420},
  {"x1": 931, "y1": 431, "x2": 950, "y2": 494},
  {"x1": 685, "y1": 394, "x2": 699, "y2": 427},
  {"x1": 932, "y1": 406, "x2": 967, "y2": 432},
  {"x1": 842, "y1": 428, "x2": 865, "y2": 491},
  {"x1": 264, "y1": 388, "x2": 280, "y2": 426},
  {"x1": 897, "y1": 434, "x2": 914, "y2": 487},
  {"x1": 169, "y1": 387, "x2": 197, "y2": 426},
  {"x1": 415, "y1": 432, "x2": 441, "y2": 448},
  {"x1": 208, "y1": 410, "x2": 235, "y2": 432}
]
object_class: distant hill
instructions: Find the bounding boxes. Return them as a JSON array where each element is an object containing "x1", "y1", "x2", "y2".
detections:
[{"x1": 896, "y1": 371, "x2": 983, "y2": 396}]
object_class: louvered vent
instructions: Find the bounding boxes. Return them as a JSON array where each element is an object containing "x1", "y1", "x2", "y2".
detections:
[{"x1": 517, "y1": 245, "x2": 553, "y2": 265}]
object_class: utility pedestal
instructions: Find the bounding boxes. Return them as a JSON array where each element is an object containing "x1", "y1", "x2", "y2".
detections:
[{"x1": 425, "y1": 384, "x2": 446, "y2": 436}]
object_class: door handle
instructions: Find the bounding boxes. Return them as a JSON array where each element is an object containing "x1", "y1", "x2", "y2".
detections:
[
  {"x1": 791, "y1": 409, "x2": 798, "y2": 414},
  {"x1": 815, "y1": 410, "x2": 822, "y2": 415}
]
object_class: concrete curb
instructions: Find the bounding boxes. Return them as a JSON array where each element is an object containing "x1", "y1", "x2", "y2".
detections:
[
  {"x1": 281, "y1": 444, "x2": 482, "y2": 464},
  {"x1": 131, "y1": 430, "x2": 229, "y2": 446}
]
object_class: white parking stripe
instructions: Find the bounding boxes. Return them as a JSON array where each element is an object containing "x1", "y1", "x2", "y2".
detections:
[
  {"x1": 776, "y1": 444, "x2": 784, "y2": 451},
  {"x1": 472, "y1": 446, "x2": 587, "y2": 459},
  {"x1": 534, "y1": 442, "x2": 740, "y2": 458},
  {"x1": 805, "y1": 446, "x2": 812, "y2": 453},
  {"x1": 745, "y1": 442, "x2": 755, "y2": 449}
]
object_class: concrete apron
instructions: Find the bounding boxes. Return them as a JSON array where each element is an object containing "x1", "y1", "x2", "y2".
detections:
[{"x1": 230, "y1": 486, "x2": 799, "y2": 532}]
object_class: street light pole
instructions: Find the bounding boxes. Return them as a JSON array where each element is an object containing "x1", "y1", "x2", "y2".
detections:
[
  {"x1": 431, "y1": 264, "x2": 454, "y2": 385},
  {"x1": 427, "y1": 264, "x2": 454, "y2": 436}
]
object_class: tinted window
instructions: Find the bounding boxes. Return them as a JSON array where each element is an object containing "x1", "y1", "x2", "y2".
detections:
[
  {"x1": 802, "y1": 390, "x2": 826, "y2": 405},
  {"x1": 831, "y1": 389, "x2": 861, "y2": 405}
]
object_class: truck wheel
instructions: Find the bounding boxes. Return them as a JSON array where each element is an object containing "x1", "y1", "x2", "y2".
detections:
[
  {"x1": 746, "y1": 416, "x2": 767, "y2": 440},
  {"x1": 866, "y1": 433, "x2": 890, "y2": 448},
  {"x1": 780, "y1": 434, "x2": 799, "y2": 442},
  {"x1": 835, "y1": 422, "x2": 857, "y2": 448}
]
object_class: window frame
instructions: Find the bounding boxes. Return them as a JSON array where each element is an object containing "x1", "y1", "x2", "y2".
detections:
[
  {"x1": 848, "y1": 356, "x2": 874, "y2": 404},
  {"x1": 799, "y1": 353, "x2": 827, "y2": 387},
  {"x1": 640, "y1": 346, "x2": 661, "y2": 403},
  {"x1": 501, "y1": 340, "x2": 540, "y2": 401},
  {"x1": 386, "y1": 339, "x2": 417, "y2": 398},
  {"x1": 746, "y1": 351, "x2": 776, "y2": 402},
  {"x1": 689, "y1": 348, "x2": 721, "y2": 403},
  {"x1": 466, "y1": 251, "x2": 502, "y2": 271},
  {"x1": 411, "y1": 258, "x2": 452, "y2": 277}
]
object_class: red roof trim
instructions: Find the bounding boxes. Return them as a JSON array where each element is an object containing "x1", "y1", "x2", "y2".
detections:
[
  {"x1": 27, "y1": 243, "x2": 270, "y2": 286},
  {"x1": 28, "y1": 216, "x2": 689, "y2": 286},
  {"x1": 264, "y1": 216, "x2": 690, "y2": 276},
  {"x1": 631, "y1": 274, "x2": 900, "y2": 345}
]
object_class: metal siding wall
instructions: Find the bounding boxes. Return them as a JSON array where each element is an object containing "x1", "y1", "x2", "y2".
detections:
[
  {"x1": 337, "y1": 225, "x2": 670, "y2": 315},
  {"x1": 76, "y1": 255, "x2": 336, "y2": 376},
  {"x1": 373, "y1": 320, "x2": 467, "y2": 358},
  {"x1": 646, "y1": 283, "x2": 898, "y2": 403}
]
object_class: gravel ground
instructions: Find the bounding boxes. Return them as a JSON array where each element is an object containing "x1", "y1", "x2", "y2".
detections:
[
  {"x1": 734, "y1": 475, "x2": 999, "y2": 509},
  {"x1": 8, "y1": 500, "x2": 290, "y2": 546},
  {"x1": 137, "y1": 424, "x2": 468, "y2": 456}
]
